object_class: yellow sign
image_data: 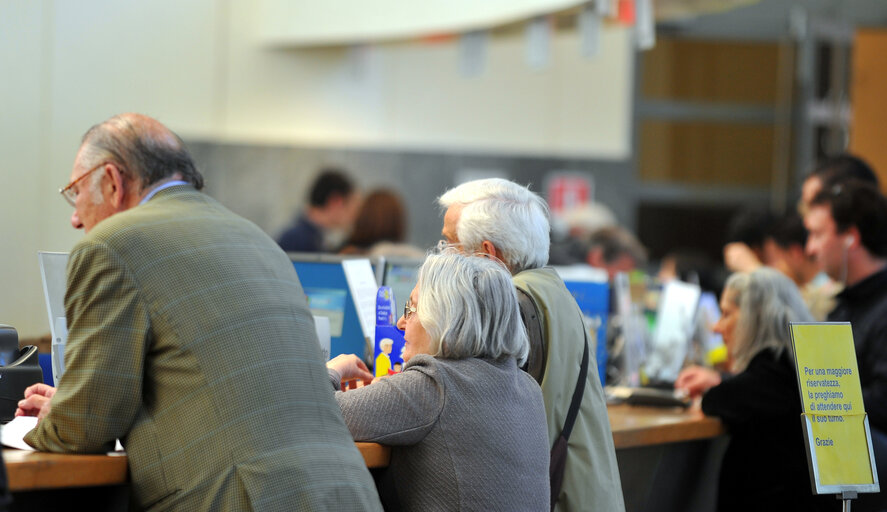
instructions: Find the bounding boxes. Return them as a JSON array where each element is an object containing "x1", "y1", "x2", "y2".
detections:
[{"x1": 790, "y1": 323, "x2": 878, "y2": 492}]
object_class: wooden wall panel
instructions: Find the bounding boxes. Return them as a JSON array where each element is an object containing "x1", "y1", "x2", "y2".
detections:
[
  {"x1": 850, "y1": 29, "x2": 887, "y2": 189},
  {"x1": 639, "y1": 120, "x2": 775, "y2": 186},
  {"x1": 643, "y1": 38, "x2": 780, "y2": 105}
]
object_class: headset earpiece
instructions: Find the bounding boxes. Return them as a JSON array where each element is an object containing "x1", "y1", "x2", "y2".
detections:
[{"x1": 845, "y1": 236, "x2": 855, "y2": 248}]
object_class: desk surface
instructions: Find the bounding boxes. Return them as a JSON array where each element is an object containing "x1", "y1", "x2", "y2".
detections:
[
  {"x1": 3, "y1": 442, "x2": 391, "y2": 492},
  {"x1": 4, "y1": 405, "x2": 724, "y2": 492},
  {"x1": 608, "y1": 403, "x2": 726, "y2": 449}
]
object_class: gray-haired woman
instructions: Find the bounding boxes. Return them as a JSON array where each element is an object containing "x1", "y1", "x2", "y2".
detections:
[
  {"x1": 327, "y1": 251, "x2": 549, "y2": 511},
  {"x1": 678, "y1": 268, "x2": 835, "y2": 512}
]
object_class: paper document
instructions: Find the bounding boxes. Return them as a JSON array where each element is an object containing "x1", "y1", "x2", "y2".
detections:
[
  {"x1": 2, "y1": 416, "x2": 124, "y2": 453},
  {"x1": 1, "y1": 416, "x2": 38, "y2": 450},
  {"x1": 342, "y1": 259, "x2": 379, "y2": 345}
]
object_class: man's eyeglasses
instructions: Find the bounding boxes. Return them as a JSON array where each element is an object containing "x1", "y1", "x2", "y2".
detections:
[
  {"x1": 59, "y1": 162, "x2": 110, "y2": 207},
  {"x1": 404, "y1": 300, "x2": 417, "y2": 320}
]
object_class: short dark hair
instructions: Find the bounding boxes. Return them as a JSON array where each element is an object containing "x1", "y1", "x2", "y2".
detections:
[
  {"x1": 810, "y1": 181, "x2": 887, "y2": 257},
  {"x1": 810, "y1": 154, "x2": 879, "y2": 189},
  {"x1": 309, "y1": 169, "x2": 354, "y2": 207},
  {"x1": 82, "y1": 114, "x2": 204, "y2": 190},
  {"x1": 767, "y1": 212, "x2": 807, "y2": 249},
  {"x1": 724, "y1": 207, "x2": 774, "y2": 250}
]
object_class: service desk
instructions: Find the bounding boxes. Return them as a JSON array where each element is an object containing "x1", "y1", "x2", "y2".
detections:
[
  {"x1": 4, "y1": 407, "x2": 723, "y2": 511},
  {"x1": 609, "y1": 403, "x2": 728, "y2": 512},
  {"x1": 2, "y1": 442, "x2": 391, "y2": 510},
  {"x1": 608, "y1": 402, "x2": 725, "y2": 448}
]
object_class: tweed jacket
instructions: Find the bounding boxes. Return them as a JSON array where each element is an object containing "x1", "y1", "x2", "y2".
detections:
[
  {"x1": 26, "y1": 186, "x2": 382, "y2": 512},
  {"x1": 513, "y1": 268, "x2": 625, "y2": 512},
  {"x1": 336, "y1": 355, "x2": 550, "y2": 511}
]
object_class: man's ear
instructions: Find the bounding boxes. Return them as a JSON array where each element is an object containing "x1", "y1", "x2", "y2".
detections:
[
  {"x1": 480, "y1": 240, "x2": 505, "y2": 262},
  {"x1": 844, "y1": 226, "x2": 861, "y2": 249},
  {"x1": 104, "y1": 163, "x2": 128, "y2": 210}
]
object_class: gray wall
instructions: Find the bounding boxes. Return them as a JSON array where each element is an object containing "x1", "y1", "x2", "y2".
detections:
[{"x1": 188, "y1": 141, "x2": 638, "y2": 253}]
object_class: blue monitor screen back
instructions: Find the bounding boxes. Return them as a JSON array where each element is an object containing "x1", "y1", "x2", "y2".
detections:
[
  {"x1": 383, "y1": 261, "x2": 421, "y2": 311},
  {"x1": 563, "y1": 279, "x2": 610, "y2": 386},
  {"x1": 292, "y1": 261, "x2": 366, "y2": 359}
]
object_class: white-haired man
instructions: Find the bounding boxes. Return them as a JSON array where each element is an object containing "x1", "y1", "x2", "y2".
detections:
[{"x1": 439, "y1": 178, "x2": 625, "y2": 512}]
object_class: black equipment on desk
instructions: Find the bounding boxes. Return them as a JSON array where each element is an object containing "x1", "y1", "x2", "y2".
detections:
[{"x1": 0, "y1": 325, "x2": 44, "y2": 423}]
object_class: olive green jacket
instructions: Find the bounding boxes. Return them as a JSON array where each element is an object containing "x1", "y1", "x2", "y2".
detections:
[
  {"x1": 27, "y1": 186, "x2": 381, "y2": 511},
  {"x1": 514, "y1": 268, "x2": 625, "y2": 512}
]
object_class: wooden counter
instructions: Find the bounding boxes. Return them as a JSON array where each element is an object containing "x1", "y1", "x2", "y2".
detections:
[
  {"x1": 355, "y1": 441, "x2": 391, "y2": 469},
  {"x1": 4, "y1": 450, "x2": 128, "y2": 492},
  {"x1": 608, "y1": 403, "x2": 725, "y2": 449},
  {"x1": 4, "y1": 442, "x2": 391, "y2": 493},
  {"x1": 4, "y1": 405, "x2": 722, "y2": 495}
]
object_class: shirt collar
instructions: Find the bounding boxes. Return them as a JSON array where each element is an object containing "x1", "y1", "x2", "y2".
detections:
[{"x1": 139, "y1": 180, "x2": 189, "y2": 205}]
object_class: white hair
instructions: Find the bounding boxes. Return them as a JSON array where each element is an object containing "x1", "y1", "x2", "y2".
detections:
[
  {"x1": 416, "y1": 250, "x2": 529, "y2": 365},
  {"x1": 438, "y1": 178, "x2": 550, "y2": 273},
  {"x1": 725, "y1": 267, "x2": 813, "y2": 372}
]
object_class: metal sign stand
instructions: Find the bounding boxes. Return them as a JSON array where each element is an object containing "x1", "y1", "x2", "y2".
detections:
[{"x1": 839, "y1": 490, "x2": 857, "y2": 512}]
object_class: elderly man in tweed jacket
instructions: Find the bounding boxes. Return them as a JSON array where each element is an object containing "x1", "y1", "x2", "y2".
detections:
[{"x1": 16, "y1": 113, "x2": 382, "y2": 511}]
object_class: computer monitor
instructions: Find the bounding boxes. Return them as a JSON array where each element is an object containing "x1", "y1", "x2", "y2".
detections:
[
  {"x1": 553, "y1": 265, "x2": 610, "y2": 386},
  {"x1": 38, "y1": 251, "x2": 69, "y2": 385},
  {"x1": 644, "y1": 279, "x2": 701, "y2": 384},
  {"x1": 289, "y1": 253, "x2": 376, "y2": 359},
  {"x1": 380, "y1": 256, "x2": 423, "y2": 312}
]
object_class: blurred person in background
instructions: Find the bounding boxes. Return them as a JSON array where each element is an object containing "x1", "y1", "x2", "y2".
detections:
[
  {"x1": 339, "y1": 189, "x2": 424, "y2": 258},
  {"x1": 277, "y1": 168, "x2": 360, "y2": 252},
  {"x1": 805, "y1": 181, "x2": 887, "y2": 431},
  {"x1": 722, "y1": 207, "x2": 775, "y2": 273},
  {"x1": 677, "y1": 269, "x2": 835, "y2": 512},
  {"x1": 764, "y1": 212, "x2": 840, "y2": 320},
  {"x1": 549, "y1": 202, "x2": 618, "y2": 265},
  {"x1": 719, "y1": 208, "x2": 840, "y2": 321},
  {"x1": 799, "y1": 153, "x2": 879, "y2": 216},
  {"x1": 327, "y1": 251, "x2": 550, "y2": 511},
  {"x1": 805, "y1": 180, "x2": 887, "y2": 511},
  {"x1": 585, "y1": 226, "x2": 648, "y2": 280}
]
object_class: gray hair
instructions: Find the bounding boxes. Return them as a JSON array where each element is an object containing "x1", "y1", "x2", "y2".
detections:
[
  {"x1": 416, "y1": 250, "x2": 529, "y2": 365},
  {"x1": 87, "y1": 166, "x2": 106, "y2": 205},
  {"x1": 438, "y1": 178, "x2": 550, "y2": 273},
  {"x1": 80, "y1": 113, "x2": 204, "y2": 193},
  {"x1": 725, "y1": 267, "x2": 813, "y2": 372}
]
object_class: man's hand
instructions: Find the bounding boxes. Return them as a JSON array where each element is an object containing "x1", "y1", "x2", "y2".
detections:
[
  {"x1": 326, "y1": 354, "x2": 374, "y2": 391},
  {"x1": 675, "y1": 366, "x2": 722, "y2": 399},
  {"x1": 15, "y1": 383, "x2": 57, "y2": 421}
]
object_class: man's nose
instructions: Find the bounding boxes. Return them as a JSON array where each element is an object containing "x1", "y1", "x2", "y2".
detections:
[{"x1": 70, "y1": 210, "x2": 84, "y2": 230}]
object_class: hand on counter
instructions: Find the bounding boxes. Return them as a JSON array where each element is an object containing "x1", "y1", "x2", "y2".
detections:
[
  {"x1": 675, "y1": 366, "x2": 722, "y2": 398},
  {"x1": 327, "y1": 354, "x2": 374, "y2": 391},
  {"x1": 15, "y1": 383, "x2": 56, "y2": 421}
]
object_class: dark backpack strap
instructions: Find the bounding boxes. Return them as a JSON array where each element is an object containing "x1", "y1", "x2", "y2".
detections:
[
  {"x1": 517, "y1": 287, "x2": 546, "y2": 384},
  {"x1": 550, "y1": 338, "x2": 589, "y2": 510}
]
